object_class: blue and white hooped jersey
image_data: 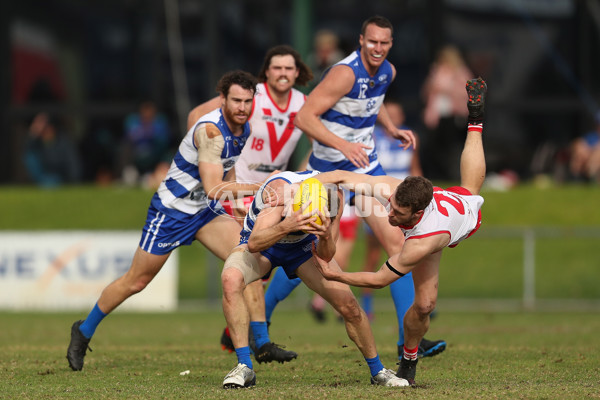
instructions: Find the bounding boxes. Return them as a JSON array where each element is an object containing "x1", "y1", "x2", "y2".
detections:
[
  {"x1": 310, "y1": 49, "x2": 393, "y2": 173},
  {"x1": 240, "y1": 170, "x2": 320, "y2": 245},
  {"x1": 152, "y1": 108, "x2": 250, "y2": 219}
]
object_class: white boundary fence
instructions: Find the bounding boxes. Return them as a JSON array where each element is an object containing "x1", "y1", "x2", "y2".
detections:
[
  {"x1": 444, "y1": 226, "x2": 600, "y2": 312},
  {"x1": 192, "y1": 226, "x2": 600, "y2": 313}
]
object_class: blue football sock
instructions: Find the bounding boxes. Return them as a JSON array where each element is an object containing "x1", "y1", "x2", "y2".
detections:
[
  {"x1": 235, "y1": 346, "x2": 253, "y2": 369},
  {"x1": 361, "y1": 292, "x2": 373, "y2": 317},
  {"x1": 264, "y1": 267, "x2": 302, "y2": 323},
  {"x1": 389, "y1": 272, "x2": 415, "y2": 352},
  {"x1": 79, "y1": 303, "x2": 107, "y2": 339},
  {"x1": 250, "y1": 321, "x2": 270, "y2": 349},
  {"x1": 365, "y1": 355, "x2": 385, "y2": 376}
]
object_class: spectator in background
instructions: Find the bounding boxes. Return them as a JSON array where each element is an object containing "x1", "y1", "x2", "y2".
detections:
[
  {"x1": 306, "y1": 29, "x2": 344, "y2": 89},
  {"x1": 24, "y1": 112, "x2": 82, "y2": 187},
  {"x1": 121, "y1": 100, "x2": 171, "y2": 187},
  {"x1": 421, "y1": 45, "x2": 472, "y2": 180},
  {"x1": 569, "y1": 111, "x2": 600, "y2": 183}
]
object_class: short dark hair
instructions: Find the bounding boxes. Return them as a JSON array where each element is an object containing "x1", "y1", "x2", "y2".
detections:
[
  {"x1": 361, "y1": 15, "x2": 394, "y2": 36},
  {"x1": 216, "y1": 70, "x2": 258, "y2": 98},
  {"x1": 257, "y1": 45, "x2": 314, "y2": 87},
  {"x1": 394, "y1": 176, "x2": 433, "y2": 213}
]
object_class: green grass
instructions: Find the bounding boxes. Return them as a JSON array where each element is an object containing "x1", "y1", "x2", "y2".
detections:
[
  {"x1": 479, "y1": 184, "x2": 600, "y2": 226},
  {"x1": 0, "y1": 310, "x2": 598, "y2": 399},
  {"x1": 1, "y1": 183, "x2": 599, "y2": 229}
]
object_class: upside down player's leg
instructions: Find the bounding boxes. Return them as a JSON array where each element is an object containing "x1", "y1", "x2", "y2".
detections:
[{"x1": 461, "y1": 77, "x2": 487, "y2": 196}]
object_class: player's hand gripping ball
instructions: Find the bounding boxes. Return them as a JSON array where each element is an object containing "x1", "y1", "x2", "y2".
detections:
[{"x1": 292, "y1": 177, "x2": 328, "y2": 231}]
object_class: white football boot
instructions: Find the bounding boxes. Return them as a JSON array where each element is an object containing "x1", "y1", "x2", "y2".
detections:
[
  {"x1": 223, "y1": 363, "x2": 256, "y2": 389},
  {"x1": 370, "y1": 368, "x2": 410, "y2": 387}
]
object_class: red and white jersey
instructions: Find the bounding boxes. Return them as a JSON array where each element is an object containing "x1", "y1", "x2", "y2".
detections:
[
  {"x1": 396, "y1": 186, "x2": 484, "y2": 248},
  {"x1": 235, "y1": 82, "x2": 306, "y2": 183}
]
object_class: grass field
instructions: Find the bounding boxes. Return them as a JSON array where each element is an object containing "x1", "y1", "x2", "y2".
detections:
[
  {"x1": 2, "y1": 183, "x2": 599, "y2": 229},
  {"x1": 1, "y1": 310, "x2": 599, "y2": 399}
]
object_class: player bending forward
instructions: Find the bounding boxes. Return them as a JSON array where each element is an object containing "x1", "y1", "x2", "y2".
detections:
[
  {"x1": 220, "y1": 170, "x2": 409, "y2": 389},
  {"x1": 312, "y1": 78, "x2": 487, "y2": 386}
]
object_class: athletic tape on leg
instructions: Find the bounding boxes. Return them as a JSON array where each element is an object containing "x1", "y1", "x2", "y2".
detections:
[{"x1": 223, "y1": 249, "x2": 262, "y2": 285}]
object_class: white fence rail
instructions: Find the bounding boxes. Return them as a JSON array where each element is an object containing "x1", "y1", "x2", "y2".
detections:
[{"x1": 467, "y1": 226, "x2": 600, "y2": 311}]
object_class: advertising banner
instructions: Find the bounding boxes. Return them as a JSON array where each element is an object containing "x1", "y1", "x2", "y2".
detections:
[{"x1": 0, "y1": 231, "x2": 177, "y2": 311}]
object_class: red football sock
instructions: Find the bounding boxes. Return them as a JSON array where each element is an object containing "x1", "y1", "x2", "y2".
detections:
[{"x1": 403, "y1": 345, "x2": 418, "y2": 361}]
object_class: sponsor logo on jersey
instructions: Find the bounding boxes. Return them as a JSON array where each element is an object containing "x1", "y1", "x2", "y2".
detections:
[
  {"x1": 248, "y1": 163, "x2": 284, "y2": 173},
  {"x1": 189, "y1": 190, "x2": 207, "y2": 201},
  {"x1": 262, "y1": 115, "x2": 285, "y2": 126},
  {"x1": 366, "y1": 99, "x2": 377, "y2": 113}
]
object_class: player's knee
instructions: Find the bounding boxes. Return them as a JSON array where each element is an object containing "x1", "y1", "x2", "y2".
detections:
[
  {"x1": 336, "y1": 295, "x2": 362, "y2": 322},
  {"x1": 129, "y1": 275, "x2": 153, "y2": 295},
  {"x1": 413, "y1": 299, "x2": 437, "y2": 317},
  {"x1": 222, "y1": 248, "x2": 261, "y2": 288},
  {"x1": 221, "y1": 267, "x2": 245, "y2": 294}
]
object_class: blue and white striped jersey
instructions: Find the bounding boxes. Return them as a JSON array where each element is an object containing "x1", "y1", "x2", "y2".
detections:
[
  {"x1": 152, "y1": 108, "x2": 250, "y2": 219},
  {"x1": 309, "y1": 49, "x2": 393, "y2": 174}
]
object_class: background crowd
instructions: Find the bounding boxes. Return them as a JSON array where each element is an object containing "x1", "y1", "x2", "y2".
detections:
[{"x1": 3, "y1": 0, "x2": 600, "y2": 188}]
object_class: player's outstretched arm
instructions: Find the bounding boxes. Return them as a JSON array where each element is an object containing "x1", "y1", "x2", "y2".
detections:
[
  {"x1": 311, "y1": 242, "x2": 399, "y2": 288},
  {"x1": 318, "y1": 170, "x2": 401, "y2": 204}
]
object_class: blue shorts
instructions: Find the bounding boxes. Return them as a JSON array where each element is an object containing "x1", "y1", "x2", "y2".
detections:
[
  {"x1": 263, "y1": 237, "x2": 316, "y2": 279},
  {"x1": 139, "y1": 201, "x2": 226, "y2": 255},
  {"x1": 239, "y1": 233, "x2": 316, "y2": 279}
]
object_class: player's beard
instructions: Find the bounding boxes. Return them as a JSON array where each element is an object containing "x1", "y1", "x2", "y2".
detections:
[{"x1": 223, "y1": 106, "x2": 249, "y2": 127}]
